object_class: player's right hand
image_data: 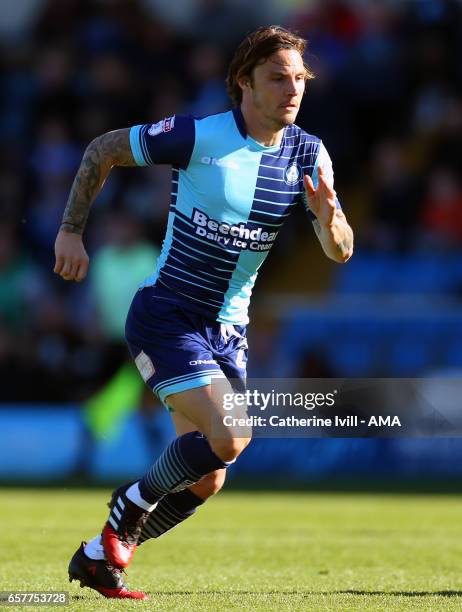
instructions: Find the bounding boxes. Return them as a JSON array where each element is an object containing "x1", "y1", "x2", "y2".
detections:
[{"x1": 54, "y1": 230, "x2": 89, "y2": 282}]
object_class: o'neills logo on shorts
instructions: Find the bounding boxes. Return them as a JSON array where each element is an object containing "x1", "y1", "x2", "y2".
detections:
[{"x1": 191, "y1": 208, "x2": 277, "y2": 252}]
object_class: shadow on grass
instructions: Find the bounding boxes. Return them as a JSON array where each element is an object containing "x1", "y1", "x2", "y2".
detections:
[
  {"x1": 131, "y1": 589, "x2": 462, "y2": 597},
  {"x1": 70, "y1": 589, "x2": 462, "y2": 600},
  {"x1": 337, "y1": 590, "x2": 462, "y2": 598}
]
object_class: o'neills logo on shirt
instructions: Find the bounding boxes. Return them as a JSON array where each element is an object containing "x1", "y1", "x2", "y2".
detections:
[{"x1": 191, "y1": 208, "x2": 277, "y2": 252}]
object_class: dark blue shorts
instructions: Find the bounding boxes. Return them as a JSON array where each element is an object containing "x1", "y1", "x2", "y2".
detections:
[{"x1": 125, "y1": 285, "x2": 248, "y2": 407}]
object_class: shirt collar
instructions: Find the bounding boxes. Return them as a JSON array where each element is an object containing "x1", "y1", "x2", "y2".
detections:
[{"x1": 232, "y1": 107, "x2": 284, "y2": 152}]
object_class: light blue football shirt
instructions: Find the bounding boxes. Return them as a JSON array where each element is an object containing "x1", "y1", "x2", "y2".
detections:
[{"x1": 129, "y1": 108, "x2": 338, "y2": 324}]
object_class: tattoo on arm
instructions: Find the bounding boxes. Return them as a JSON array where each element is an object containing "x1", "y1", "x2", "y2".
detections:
[{"x1": 61, "y1": 128, "x2": 135, "y2": 235}]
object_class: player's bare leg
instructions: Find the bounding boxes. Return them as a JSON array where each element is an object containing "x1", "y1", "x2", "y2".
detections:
[
  {"x1": 101, "y1": 383, "x2": 251, "y2": 568},
  {"x1": 167, "y1": 382, "x2": 252, "y2": 462}
]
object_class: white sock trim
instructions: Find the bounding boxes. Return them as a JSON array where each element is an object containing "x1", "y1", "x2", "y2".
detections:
[
  {"x1": 126, "y1": 482, "x2": 157, "y2": 512},
  {"x1": 84, "y1": 535, "x2": 106, "y2": 561}
]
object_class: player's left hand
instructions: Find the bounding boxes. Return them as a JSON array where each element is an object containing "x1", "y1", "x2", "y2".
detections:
[{"x1": 303, "y1": 166, "x2": 337, "y2": 227}]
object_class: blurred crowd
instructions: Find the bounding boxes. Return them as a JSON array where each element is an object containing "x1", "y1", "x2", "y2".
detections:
[{"x1": 1, "y1": 0, "x2": 461, "y2": 401}]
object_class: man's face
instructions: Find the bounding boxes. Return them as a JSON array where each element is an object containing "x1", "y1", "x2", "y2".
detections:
[{"x1": 242, "y1": 48, "x2": 306, "y2": 129}]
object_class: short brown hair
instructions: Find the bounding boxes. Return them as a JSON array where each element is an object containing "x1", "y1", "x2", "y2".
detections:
[{"x1": 226, "y1": 25, "x2": 315, "y2": 106}]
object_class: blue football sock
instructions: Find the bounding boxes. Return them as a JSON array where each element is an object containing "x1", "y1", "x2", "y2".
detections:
[
  {"x1": 139, "y1": 431, "x2": 228, "y2": 504},
  {"x1": 138, "y1": 488, "x2": 205, "y2": 543}
]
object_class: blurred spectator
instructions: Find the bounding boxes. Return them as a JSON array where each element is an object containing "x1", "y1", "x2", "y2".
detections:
[
  {"x1": 191, "y1": 0, "x2": 263, "y2": 49},
  {"x1": 84, "y1": 53, "x2": 139, "y2": 127},
  {"x1": 296, "y1": 350, "x2": 336, "y2": 378},
  {"x1": 365, "y1": 139, "x2": 423, "y2": 252},
  {"x1": 0, "y1": 0, "x2": 45, "y2": 45},
  {"x1": 27, "y1": 117, "x2": 81, "y2": 265},
  {"x1": 89, "y1": 211, "x2": 160, "y2": 343},
  {"x1": 429, "y1": 96, "x2": 462, "y2": 177},
  {"x1": 34, "y1": 45, "x2": 78, "y2": 124},
  {"x1": 187, "y1": 43, "x2": 229, "y2": 116},
  {"x1": 0, "y1": 223, "x2": 46, "y2": 331},
  {"x1": 419, "y1": 167, "x2": 462, "y2": 249}
]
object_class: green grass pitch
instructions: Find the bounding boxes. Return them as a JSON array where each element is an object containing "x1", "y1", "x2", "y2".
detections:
[{"x1": 1, "y1": 488, "x2": 462, "y2": 611}]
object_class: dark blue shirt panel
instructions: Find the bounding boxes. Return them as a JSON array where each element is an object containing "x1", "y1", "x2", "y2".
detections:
[{"x1": 137, "y1": 115, "x2": 195, "y2": 169}]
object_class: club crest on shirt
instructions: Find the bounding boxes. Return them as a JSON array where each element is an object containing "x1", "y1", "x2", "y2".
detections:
[
  {"x1": 148, "y1": 116, "x2": 176, "y2": 136},
  {"x1": 284, "y1": 163, "x2": 301, "y2": 186}
]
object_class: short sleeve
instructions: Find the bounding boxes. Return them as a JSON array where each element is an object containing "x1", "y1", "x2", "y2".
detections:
[
  {"x1": 312, "y1": 141, "x2": 342, "y2": 210},
  {"x1": 302, "y1": 140, "x2": 342, "y2": 221},
  {"x1": 129, "y1": 115, "x2": 195, "y2": 169}
]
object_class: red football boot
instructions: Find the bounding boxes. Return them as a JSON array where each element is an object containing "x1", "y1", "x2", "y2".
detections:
[
  {"x1": 102, "y1": 483, "x2": 151, "y2": 568},
  {"x1": 68, "y1": 542, "x2": 148, "y2": 600}
]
